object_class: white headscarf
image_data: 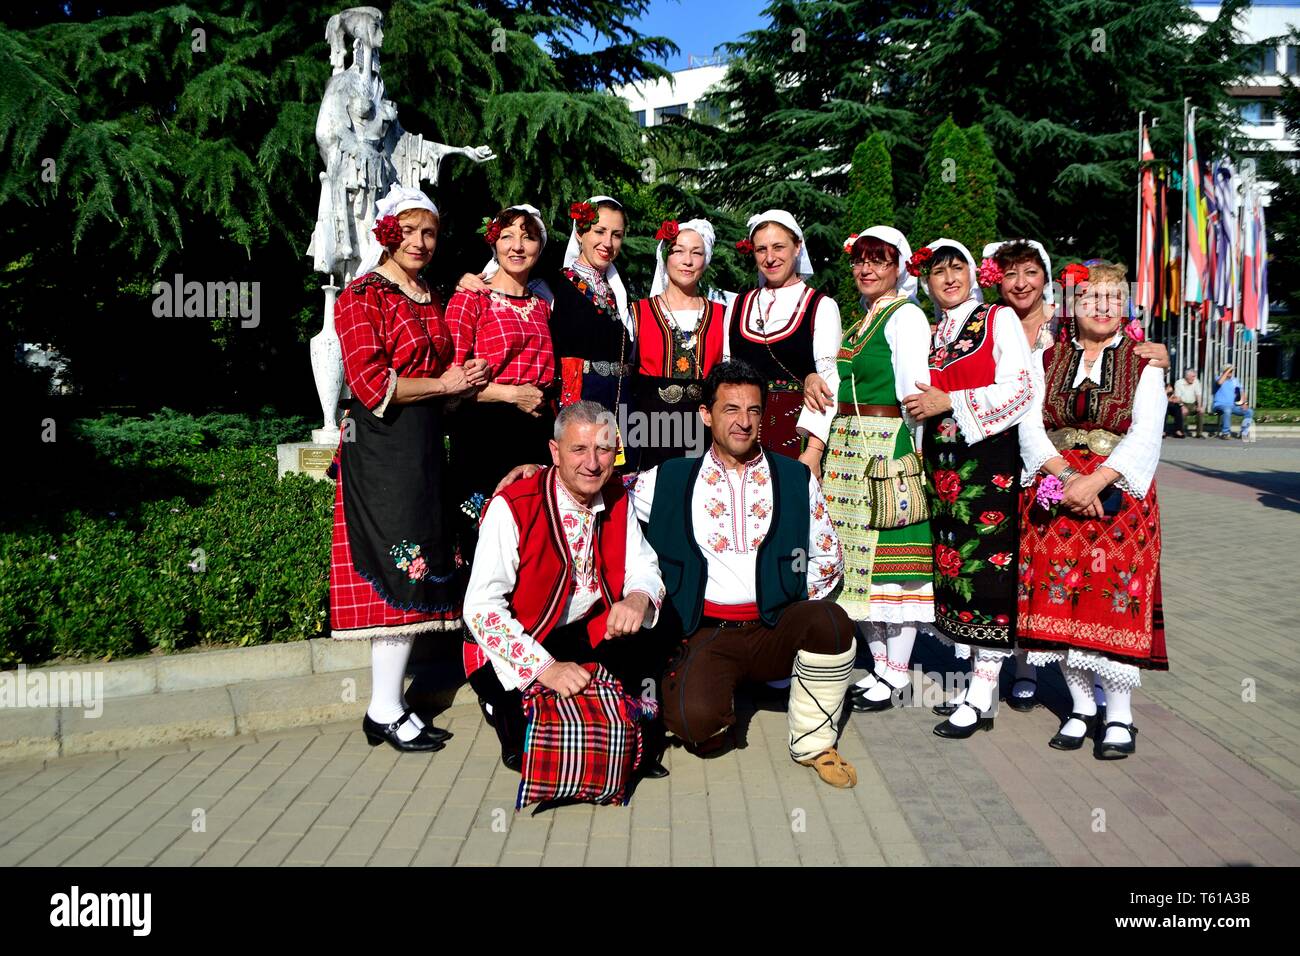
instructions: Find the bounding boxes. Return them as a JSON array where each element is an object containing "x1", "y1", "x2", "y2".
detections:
[
  {"x1": 981, "y1": 239, "x2": 1054, "y2": 305},
  {"x1": 481, "y1": 204, "x2": 548, "y2": 280},
  {"x1": 356, "y1": 184, "x2": 439, "y2": 279},
  {"x1": 746, "y1": 209, "x2": 814, "y2": 286},
  {"x1": 562, "y1": 195, "x2": 633, "y2": 336},
  {"x1": 854, "y1": 225, "x2": 918, "y2": 302},
  {"x1": 920, "y1": 237, "x2": 984, "y2": 306},
  {"x1": 649, "y1": 218, "x2": 715, "y2": 298}
]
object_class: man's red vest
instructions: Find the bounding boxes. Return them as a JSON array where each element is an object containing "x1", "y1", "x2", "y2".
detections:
[{"x1": 463, "y1": 467, "x2": 629, "y2": 677}]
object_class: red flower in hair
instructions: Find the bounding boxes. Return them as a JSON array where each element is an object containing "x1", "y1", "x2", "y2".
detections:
[
  {"x1": 483, "y1": 218, "x2": 502, "y2": 245},
  {"x1": 1061, "y1": 263, "x2": 1090, "y2": 286},
  {"x1": 655, "y1": 219, "x2": 679, "y2": 241},
  {"x1": 976, "y1": 258, "x2": 1004, "y2": 287},
  {"x1": 373, "y1": 215, "x2": 403, "y2": 248},
  {"x1": 735, "y1": 238, "x2": 754, "y2": 255},
  {"x1": 843, "y1": 233, "x2": 859, "y2": 254},
  {"x1": 570, "y1": 202, "x2": 597, "y2": 229},
  {"x1": 905, "y1": 246, "x2": 934, "y2": 277}
]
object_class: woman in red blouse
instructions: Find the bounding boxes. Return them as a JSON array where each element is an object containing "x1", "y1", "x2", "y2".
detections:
[
  {"x1": 445, "y1": 204, "x2": 558, "y2": 562},
  {"x1": 331, "y1": 184, "x2": 490, "y2": 752}
]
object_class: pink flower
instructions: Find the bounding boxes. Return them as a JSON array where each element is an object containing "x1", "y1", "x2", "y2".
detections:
[
  {"x1": 1124, "y1": 320, "x2": 1146, "y2": 343},
  {"x1": 1036, "y1": 474, "x2": 1064, "y2": 510},
  {"x1": 1127, "y1": 576, "x2": 1143, "y2": 597}
]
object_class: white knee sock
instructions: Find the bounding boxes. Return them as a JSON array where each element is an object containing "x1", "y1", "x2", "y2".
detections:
[
  {"x1": 1059, "y1": 663, "x2": 1097, "y2": 738},
  {"x1": 949, "y1": 649, "x2": 1005, "y2": 727},
  {"x1": 862, "y1": 624, "x2": 916, "y2": 702},
  {"x1": 1100, "y1": 678, "x2": 1134, "y2": 745},
  {"x1": 1012, "y1": 649, "x2": 1037, "y2": 699},
  {"x1": 853, "y1": 623, "x2": 888, "y2": 691},
  {"x1": 368, "y1": 636, "x2": 425, "y2": 742}
]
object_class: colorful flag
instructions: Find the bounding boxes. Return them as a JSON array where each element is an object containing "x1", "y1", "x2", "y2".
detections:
[
  {"x1": 1136, "y1": 126, "x2": 1157, "y2": 320},
  {"x1": 1184, "y1": 111, "x2": 1208, "y2": 304},
  {"x1": 1241, "y1": 186, "x2": 1268, "y2": 333},
  {"x1": 1210, "y1": 159, "x2": 1239, "y2": 323}
]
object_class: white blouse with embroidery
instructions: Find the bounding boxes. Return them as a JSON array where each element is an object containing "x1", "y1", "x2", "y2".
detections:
[
  {"x1": 935, "y1": 299, "x2": 1035, "y2": 444},
  {"x1": 722, "y1": 280, "x2": 843, "y2": 381},
  {"x1": 463, "y1": 478, "x2": 665, "y2": 691},
  {"x1": 633, "y1": 448, "x2": 844, "y2": 605},
  {"x1": 1019, "y1": 333, "x2": 1167, "y2": 499},
  {"x1": 796, "y1": 296, "x2": 932, "y2": 448}
]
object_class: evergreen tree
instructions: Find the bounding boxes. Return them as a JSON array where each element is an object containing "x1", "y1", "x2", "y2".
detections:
[
  {"x1": 831, "y1": 132, "x2": 896, "y2": 319},
  {"x1": 0, "y1": 0, "x2": 676, "y2": 412}
]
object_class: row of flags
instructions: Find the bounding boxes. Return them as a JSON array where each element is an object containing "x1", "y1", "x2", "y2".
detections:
[{"x1": 1153, "y1": 109, "x2": 1270, "y2": 334}]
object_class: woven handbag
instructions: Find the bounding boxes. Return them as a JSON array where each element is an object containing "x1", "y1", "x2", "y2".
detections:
[{"x1": 865, "y1": 450, "x2": 930, "y2": 528}]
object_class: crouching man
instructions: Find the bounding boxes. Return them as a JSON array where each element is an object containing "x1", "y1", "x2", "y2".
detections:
[{"x1": 462, "y1": 400, "x2": 670, "y2": 777}]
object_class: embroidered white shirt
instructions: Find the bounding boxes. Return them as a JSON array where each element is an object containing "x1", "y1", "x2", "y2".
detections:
[
  {"x1": 463, "y1": 477, "x2": 665, "y2": 691},
  {"x1": 1019, "y1": 333, "x2": 1167, "y2": 498},
  {"x1": 633, "y1": 447, "x2": 844, "y2": 606},
  {"x1": 722, "y1": 280, "x2": 843, "y2": 380},
  {"x1": 797, "y1": 296, "x2": 932, "y2": 449},
  {"x1": 935, "y1": 299, "x2": 1035, "y2": 444}
]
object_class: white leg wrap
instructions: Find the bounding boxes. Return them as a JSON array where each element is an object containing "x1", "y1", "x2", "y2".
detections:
[{"x1": 788, "y1": 644, "x2": 856, "y2": 761}]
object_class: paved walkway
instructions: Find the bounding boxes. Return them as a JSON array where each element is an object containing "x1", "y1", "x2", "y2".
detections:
[{"x1": 1, "y1": 439, "x2": 1298, "y2": 866}]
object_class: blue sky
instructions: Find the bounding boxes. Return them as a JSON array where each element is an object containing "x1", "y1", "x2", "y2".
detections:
[{"x1": 579, "y1": 0, "x2": 771, "y2": 70}]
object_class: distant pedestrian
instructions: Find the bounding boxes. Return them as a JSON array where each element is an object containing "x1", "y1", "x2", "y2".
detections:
[
  {"x1": 1172, "y1": 368, "x2": 1205, "y2": 438},
  {"x1": 1213, "y1": 364, "x2": 1253, "y2": 439}
]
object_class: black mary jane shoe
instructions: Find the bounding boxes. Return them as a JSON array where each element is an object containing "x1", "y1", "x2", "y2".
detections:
[
  {"x1": 1006, "y1": 678, "x2": 1038, "y2": 713},
  {"x1": 1095, "y1": 721, "x2": 1139, "y2": 760},
  {"x1": 933, "y1": 702, "x2": 995, "y2": 739},
  {"x1": 852, "y1": 679, "x2": 903, "y2": 713},
  {"x1": 1048, "y1": 711, "x2": 1098, "y2": 751},
  {"x1": 932, "y1": 695, "x2": 965, "y2": 718},
  {"x1": 501, "y1": 749, "x2": 523, "y2": 773},
  {"x1": 362, "y1": 708, "x2": 446, "y2": 754}
]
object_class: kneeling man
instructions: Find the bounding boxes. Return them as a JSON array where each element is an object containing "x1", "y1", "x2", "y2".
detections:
[
  {"x1": 462, "y1": 401, "x2": 670, "y2": 776},
  {"x1": 637, "y1": 361, "x2": 858, "y2": 787}
]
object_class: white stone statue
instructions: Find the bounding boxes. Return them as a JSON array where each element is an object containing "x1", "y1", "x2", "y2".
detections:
[{"x1": 304, "y1": 6, "x2": 496, "y2": 444}]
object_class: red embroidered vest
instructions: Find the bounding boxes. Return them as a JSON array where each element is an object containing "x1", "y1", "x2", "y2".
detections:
[
  {"x1": 635, "y1": 297, "x2": 726, "y2": 377},
  {"x1": 929, "y1": 302, "x2": 1012, "y2": 391},
  {"x1": 463, "y1": 467, "x2": 629, "y2": 676},
  {"x1": 1041, "y1": 337, "x2": 1148, "y2": 434}
]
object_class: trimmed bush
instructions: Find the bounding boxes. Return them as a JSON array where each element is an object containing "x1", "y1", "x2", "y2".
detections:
[
  {"x1": 1256, "y1": 377, "x2": 1300, "y2": 409},
  {"x1": 3, "y1": 412, "x2": 330, "y2": 667}
]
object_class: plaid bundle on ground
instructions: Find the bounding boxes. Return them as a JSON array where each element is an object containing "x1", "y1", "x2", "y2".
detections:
[{"x1": 517, "y1": 665, "x2": 656, "y2": 810}]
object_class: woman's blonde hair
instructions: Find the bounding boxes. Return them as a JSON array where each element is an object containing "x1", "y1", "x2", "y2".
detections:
[{"x1": 1086, "y1": 262, "x2": 1128, "y2": 293}]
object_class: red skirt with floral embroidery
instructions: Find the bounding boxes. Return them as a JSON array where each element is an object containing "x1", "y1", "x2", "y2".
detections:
[{"x1": 1016, "y1": 449, "x2": 1167, "y2": 669}]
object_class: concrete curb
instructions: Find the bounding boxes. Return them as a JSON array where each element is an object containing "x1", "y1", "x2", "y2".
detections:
[{"x1": 0, "y1": 639, "x2": 478, "y2": 765}]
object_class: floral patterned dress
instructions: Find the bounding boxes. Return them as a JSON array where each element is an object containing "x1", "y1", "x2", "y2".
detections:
[{"x1": 923, "y1": 300, "x2": 1033, "y2": 649}]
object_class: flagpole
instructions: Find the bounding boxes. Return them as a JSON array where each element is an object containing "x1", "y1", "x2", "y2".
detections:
[
  {"x1": 1135, "y1": 110, "x2": 1145, "y2": 320},
  {"x1": 1181, "y1": 98, "x2": 1192, "y2": 391}
]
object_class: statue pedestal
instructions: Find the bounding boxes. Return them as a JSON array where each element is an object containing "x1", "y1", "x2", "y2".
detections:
[{"x1": 277, "y1": 442, "x2": 336, "y2": 481}]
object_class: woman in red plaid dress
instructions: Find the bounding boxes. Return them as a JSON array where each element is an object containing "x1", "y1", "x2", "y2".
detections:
[
  {"x1": 330, "y1": 185, "x2": 490, "y2": 752},
  {"x1": 444, "y1": 204, "x2": 558, "y2": 565}
]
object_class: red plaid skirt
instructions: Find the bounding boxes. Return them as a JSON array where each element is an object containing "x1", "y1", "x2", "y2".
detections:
[{"x1": 517, "y1": 665, "x2": 656, "y2": 810}]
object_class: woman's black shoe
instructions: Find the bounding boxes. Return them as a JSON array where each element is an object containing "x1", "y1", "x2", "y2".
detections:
[
  {"x1": 933, "y1": 702, "x2": 994, "y2": 739},
  {"x1": 1048, "y1": 711, "x2": 1097, "y2": 751},
  {"x1": 1006, "y1": 677, "x2": 1038, "y2": 712},
  {"x1": 422, "y1": 724, "x2": 454, "y2": 743},
  {"x1": 362, "y1": 709, "x2": 446, "y2": 753},
  {"x1": 502, "y1": 749, "x2": 523, "y2": 773},
  {"x1": 1095, "y1": 721, "x2": 1138, "y2": 760},
  {"x1": 852, "y1": 680, "x2": 903, "y2": 712},
  {"x1": 933, "y1": 695, "x2": 965, "y2": 717},
  {"x1": 639, "y1": 760, "x2": 670, "y2": 779}
]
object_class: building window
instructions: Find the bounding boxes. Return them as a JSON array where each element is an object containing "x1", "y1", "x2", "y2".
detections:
[
  {"x1": 1254, "y1": 44, "x2": 1278, "y2": 74},
  {"x1": 1239, "y1": 100, "x2": 1277, "y2": 126},
  {"x1": 632, "y1": 110, "x2": 646, "y2": 127},
  {"x1": 654, "y1": 103, "x2": 688, "y2": 124},
  {"x1": 1287, "y1": 45, "x2": 1300, "y2": 76}
]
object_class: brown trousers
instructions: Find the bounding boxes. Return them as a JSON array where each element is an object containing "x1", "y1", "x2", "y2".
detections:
[{"x1": 661, "y1": 599, "x2": 853, "y2": 745}]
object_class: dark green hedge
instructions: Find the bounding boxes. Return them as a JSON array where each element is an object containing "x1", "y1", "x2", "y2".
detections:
[
  {"x1": 1256, "y1": 378, "x2": 1300, "y2": 409},
  {"x1": 3, "y1": 412, "x2": 331, "y2": 666}
]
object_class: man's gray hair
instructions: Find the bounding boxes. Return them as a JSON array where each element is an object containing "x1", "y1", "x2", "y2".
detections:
[{"x1": 553, "y1": 399, "x2": 617, "y2": 442}]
